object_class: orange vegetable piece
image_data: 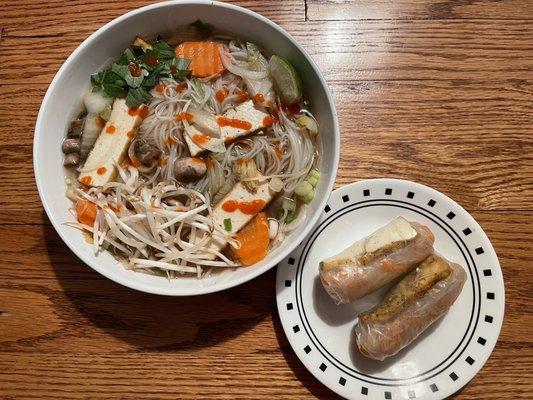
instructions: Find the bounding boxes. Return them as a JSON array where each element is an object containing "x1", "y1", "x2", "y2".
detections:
[
  {"x1": 76, "y1": 200, "x2": 98, "y2": 227},
  {"x1": 232, "y1": 212, "x2": 270, "y2": 266},
  {"x1": 175, "y1": 41, "x2": 225, "y2": 78}
]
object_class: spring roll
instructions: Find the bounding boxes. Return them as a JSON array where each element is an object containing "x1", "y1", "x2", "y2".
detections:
[
  {"x1": 319, "y1": 217, "x2": 435, "y2": 303},
  {"x1": 355, "y1": 254, "x2": 467, "y2": 360}
]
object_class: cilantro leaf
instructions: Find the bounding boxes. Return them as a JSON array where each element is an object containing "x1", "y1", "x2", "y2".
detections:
[{"x1": 223, "y1": 218, "x2": 232, "y2": 232}]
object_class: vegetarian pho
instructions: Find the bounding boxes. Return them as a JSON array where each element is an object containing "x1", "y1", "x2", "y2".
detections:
[{"x1": 63, "y1": 23, "x2": 320, "y2": 278}]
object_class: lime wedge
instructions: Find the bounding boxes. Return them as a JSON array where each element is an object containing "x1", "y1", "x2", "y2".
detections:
[{"x1": 268, "y1": 55, "x2": 302, "y2": 105}]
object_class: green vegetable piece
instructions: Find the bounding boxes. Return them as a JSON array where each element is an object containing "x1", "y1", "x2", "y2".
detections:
[
  {"x1": 126, "y1": 87, "x2": 152, "y2": 108},
  {"x1": 223, "y1": 218, "x2": 233, "y2": 232},
  {"x1": 152, "y1": 40, "x2": 175, "y2": 60},
  {"x1": 300, "y1": 189, "x2": 315, "y2": 204},
  {"x1": 246, "y1": 42, "x2": 267, "y2": 72},
  {"x1": 90, "y1": 39, "x2": 187, "y2": 106},
  {"x1": 116, "y1": 48, "x2": 137, "y2": 65},
  {"x1": 142, "y1": 63, "x2": 165, "y2": 88},
  {"x1": 268, "y1": 55, "x2": 302, "y2": 105},
  {"x1": 307, "y1": 175, "x2": 318, "y2": 188},
  {"x1": 286, "y1": 210, "x2": 297, "y2": 223},
  {"x1": 90, "y1": 70, "x2": 127, "y2": 98},
  {"x1": 307, "y1": 169, "x2": 320, "y2": 187},
  {"x1": 211, "y1": 152, "x2": 225, "y2": 162},
  {"x1": 295, "y1": 181, "x2": 313, "y2": 198},
  {"x1": 169, "y1": 58, "x2": 192, "y2": 80},
  {"x1": 111, "y1": 63, "x2": 147, "y2": 89}
]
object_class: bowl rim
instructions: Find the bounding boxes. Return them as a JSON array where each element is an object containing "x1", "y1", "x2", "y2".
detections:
[{"x1": 33, "y1": 0, "x2": 340, "y2": 296}]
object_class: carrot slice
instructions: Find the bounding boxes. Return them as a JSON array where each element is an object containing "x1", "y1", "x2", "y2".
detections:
[
  {"x1": 175, "y1": 41, "x2": 225, "y2": 77},
  {"x1": 76, "y1": 200, "x2": 98, "y2": 227},
  {"x1": 232, "y1": 212, "x2": 270, "y2": 266}
]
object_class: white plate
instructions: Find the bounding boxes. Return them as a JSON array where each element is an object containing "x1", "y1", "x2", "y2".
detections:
[{"x1": 276, "y1": 179, "x2": 504, "y2": 400}]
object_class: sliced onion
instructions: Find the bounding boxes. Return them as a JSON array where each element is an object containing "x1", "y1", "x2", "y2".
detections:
[
  {"x1": 269, "y1": 177, "x2": 283, "y2": 192},
  {"x1": 282, "y1": 197, "x2": 296, "y2": 212},
  {"x1": 296, "y1": 115, "x2": 318, "y2": 135},
  {"x1": 220, "y1": 51, "x2": 268, "y2": 80},
  {"x1": 188, "y1": 107, "x2": 221, "y2": 138},
  {"x1": 83, "y1": 90, "x2": 113, "y2": 115}
]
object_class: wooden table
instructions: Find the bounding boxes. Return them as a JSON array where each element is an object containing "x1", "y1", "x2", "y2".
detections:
[{"x1": 0, "y1": 0, "x2": 531, "y2": 398}]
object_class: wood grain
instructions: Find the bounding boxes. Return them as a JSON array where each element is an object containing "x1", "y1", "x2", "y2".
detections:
[
  {"x1": 0, "y1": 139, "x2": 531, "y2": 225},
  {"x1": 0, "y1": 0, "x2": 532, "y2": 399},
  {"x1": 2, "y1": 80, "x2": 532, "y2": 146},
  {"x1": 1, "y1": 19, "x2": 532, "y2": 84},
  {"x1": 0, "y1": 211, "x2": 531, "y2": 398},
  {"x1": 307, "y1": 0, "x2": 533, "y2": 21}
]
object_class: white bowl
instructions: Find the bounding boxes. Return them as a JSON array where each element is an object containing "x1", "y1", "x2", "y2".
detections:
[{"x1": 34, "y1": 0, "x2": 339, "y2": 296}]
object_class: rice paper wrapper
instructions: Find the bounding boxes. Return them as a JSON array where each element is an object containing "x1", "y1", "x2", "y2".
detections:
[
  {"x1": 320, "y1": 222, "x2": 435, "y2": 304},
  {"x1": 354, "y1": 260, "x2": 467, "y2": 361}
]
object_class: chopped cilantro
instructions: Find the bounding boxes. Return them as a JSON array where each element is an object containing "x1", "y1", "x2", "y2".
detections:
[{"x1": 223, "y1": 218, "x2": 232, "y2": 232}]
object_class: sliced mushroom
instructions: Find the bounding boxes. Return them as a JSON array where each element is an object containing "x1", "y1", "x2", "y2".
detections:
[
  {"x1": 62, "y1": 138, "x2": 81, "y2": 154},
  {"x1": 135, "y1": 138, "x2": 162, "y2": 165},
  {"x1": 68, "y1": 118, "x2": 85, "y2": 138},
  {"x1": 63, "y1": 153, "x2": 80, "y2": 167},
  {"x1": 174, "y1": 157, "x2": 207, "y2": 182},
  {"x1": 128, "y1": 137, "x2": 162, "y2": 172}
]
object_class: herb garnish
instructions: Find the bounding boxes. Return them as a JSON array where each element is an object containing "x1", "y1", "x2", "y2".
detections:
[
  {"x1": 223, "y1": 218, "x2": 233, "y2": 232},
  {"x1": 90, "y1": 39, "x2": 191, "y2": 108}
]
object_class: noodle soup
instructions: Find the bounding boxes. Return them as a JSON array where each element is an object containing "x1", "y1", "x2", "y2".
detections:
[{"x1": 61, "y1": 21, "x2": 320, "y2": 279}]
